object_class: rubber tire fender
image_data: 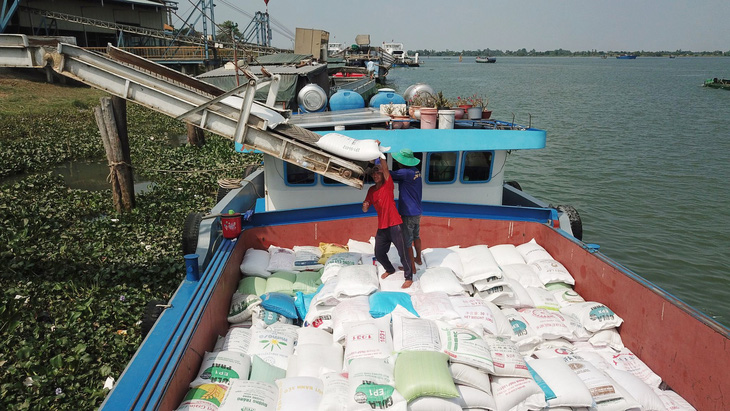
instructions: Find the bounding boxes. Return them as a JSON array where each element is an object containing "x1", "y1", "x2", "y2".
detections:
[
  {"x1": 182, "y1": 212, "x2": 203, "y2": 256},
  {"x1": 557, "y1": 204, "x2": 583, "y2": 241}
]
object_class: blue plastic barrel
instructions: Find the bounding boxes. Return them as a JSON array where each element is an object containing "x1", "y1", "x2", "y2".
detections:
[
  {"x1": 329, "y1": 90, "x2": 365, "y2": 111},
  {"x1": 368, "y1": 88, "x2": 406, "y2": 108}
]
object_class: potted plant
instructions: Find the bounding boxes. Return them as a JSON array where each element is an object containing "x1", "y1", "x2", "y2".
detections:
[
  {"x1": 382, "y1": 102, "x2": 396, "y2": 117},
  {"x1": 466, "y1": 94, "x2": 485, "y2": 120},
  {"x1": 391, "y1": 105, "x2": 410, "y2": 129},
  {"x1": 433, "y1": 91, "x2": 451, "y2": 111},
  {"x1": 481, "y1": 98, "x2": 492, "y2": 119}
]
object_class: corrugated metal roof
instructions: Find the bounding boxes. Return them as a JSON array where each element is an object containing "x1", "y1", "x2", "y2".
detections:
[
  {"x1": 253, "y1": 53, "x2": 312, "y2": 65},
  {"x1": 110, "y1": 0, "x2": 167, "y2": 7}
]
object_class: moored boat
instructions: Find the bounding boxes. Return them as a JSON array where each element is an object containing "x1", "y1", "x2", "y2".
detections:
[
  {"x1": 475, "y1": 56, "x2": 497, "y2": 63},
  {"x1": 382, "y1": 41, "x2": 420, "y2": 67},
  {"x1": 616, "y1": 54, "x2": 637, "y2": 59},
  {"x1": 704, "y1": 78, "x2": 730, "y2": 90}
]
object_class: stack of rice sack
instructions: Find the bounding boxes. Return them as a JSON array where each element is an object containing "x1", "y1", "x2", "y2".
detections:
[{"x1": 176, "y1": 239, "x2": 696, "y2": 411}]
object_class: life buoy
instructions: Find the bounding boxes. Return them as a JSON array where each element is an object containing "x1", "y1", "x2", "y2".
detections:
[{"x1": 556, "y1": 204, "x2": 583, "y2": 241}]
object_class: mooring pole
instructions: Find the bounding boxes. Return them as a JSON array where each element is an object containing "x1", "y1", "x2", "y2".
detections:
[
  {"x1": 186, "y1": 123, "x2": 206, "y2": 147},
  {"x1": 94, "y1": 97, "x2": 135, "y2": 212}
]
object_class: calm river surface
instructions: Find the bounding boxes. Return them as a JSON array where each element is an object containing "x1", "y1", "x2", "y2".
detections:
[{"x1": 388, "y1": 56, "x2": 730, "y2": 327}]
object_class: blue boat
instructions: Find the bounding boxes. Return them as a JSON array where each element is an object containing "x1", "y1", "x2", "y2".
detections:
[{"x1": 616, "y1": 54, "x2": 638, "y2": 59}]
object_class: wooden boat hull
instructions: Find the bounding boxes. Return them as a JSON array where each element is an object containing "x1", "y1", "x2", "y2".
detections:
[
  {"x1": 102, "y1": 201, "x2": 730, "y2": 410},
  {"x1": 704, "y1": 79, "x2": 730, "y2": 90}
]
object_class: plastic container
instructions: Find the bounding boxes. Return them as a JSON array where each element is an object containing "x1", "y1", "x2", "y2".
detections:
[
  {"x1": 329, "y1": 90, "x2": 365, "y2": 111},
  {"x1": 184, "y1": 254, "x2": 200, "y2": 281},
  {"x1": 221, "y1": 210, "x2": 242, "y2": 239},
  {"x1": 369, "y1": 88, "x2": 406, "y2": 108},
  {"x1": 419, "y1": 107, "x2": 438, "y2": 129},
  {"x1": 438, "y1": 110, "x2": 455, "y2": 129},
  {"x1": 297, "y1": 83, "x2": 328, "y2": 112}
]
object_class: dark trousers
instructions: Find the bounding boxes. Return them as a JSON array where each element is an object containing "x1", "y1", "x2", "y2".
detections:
[{"x1": 374, "y1": 225, "x2": 413, "y2": 280}]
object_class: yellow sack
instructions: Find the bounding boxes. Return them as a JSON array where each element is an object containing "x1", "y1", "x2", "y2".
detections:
[{"x1": 318, "y1": 242, "x2": 348, "y2": 264}]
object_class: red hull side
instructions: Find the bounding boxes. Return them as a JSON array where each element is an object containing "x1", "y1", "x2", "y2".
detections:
[{"x1": 162, "y1": 215, "x2": 729, "y2": 410}]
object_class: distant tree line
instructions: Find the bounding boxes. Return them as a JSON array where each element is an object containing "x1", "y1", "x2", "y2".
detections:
[{"x1": 410, "y1": 48, "x2": 730, "y2": 57}]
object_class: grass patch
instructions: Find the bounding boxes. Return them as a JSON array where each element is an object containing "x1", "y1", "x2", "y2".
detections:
[{"x1": 0, "y1": 73, "x2": 261, "y2": 409}]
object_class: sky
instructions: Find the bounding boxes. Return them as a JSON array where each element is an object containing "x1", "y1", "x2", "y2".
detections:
[{"x1": 175, "y1": 0, "x2": 730, "y2": 52}]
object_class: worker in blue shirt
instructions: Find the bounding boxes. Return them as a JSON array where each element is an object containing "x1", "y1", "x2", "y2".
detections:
[{"x1": 390, "y1": 148, "x2": 423, "y2": 269}]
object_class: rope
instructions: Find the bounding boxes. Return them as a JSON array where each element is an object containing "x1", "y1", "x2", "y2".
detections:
[{"x1": 106, "y1": 161, "x2": 132, "y2": 183}]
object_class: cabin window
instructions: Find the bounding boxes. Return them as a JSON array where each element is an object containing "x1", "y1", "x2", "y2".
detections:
[
  {"x1": 426, "y1": 152, "x2": 458, "y2": 183},
  {"x1": 321, "y1": 176, "x2": 345, "y2": 186},
  {"x1": 461, "y1": 151, "x2": 494, "y2": 183},
  {"x1": 284, "y1": 162, "x2": 316, "y2": 186}
]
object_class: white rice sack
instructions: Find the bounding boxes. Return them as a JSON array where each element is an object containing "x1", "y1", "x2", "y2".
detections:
[
  {"x1": 303, "y1": 303, "x2": 335, "y2": 332},
  {"x1": 297, "y1": 327, "x2": 334, "y2": 346},
  {"x1": 320, "y1": 252, "x2": 362, "y2": 283},
  {"x1": 334, "y1": 265, "x2": 378, "y2": 298},
  {"x1": 315, "y1": 133, "x2": 387, "y2": 161},
  {"x1": 518, "y1": 308, "x2": 575, "y2": 340},
  {"x1": 490, "y1": 376, "x2": 546, "y2": 411},
  {"x1": 532, "y1": 338, "x2": 575, "y2": 355},
  {"x1": 331, "y1": 296, "x2": 371, "y2": 342},
  {"x1": 448, "y1": 295, "x2": 507, "y2": 336},
  {"x1": 529, "y1": 259, "x2": 575, "y2": 286},
  {"x1": 247, "y1": 327, "x2": 297, "y2": 370},
  {"x1": 343, "y1": 317, "x2": 393, "y2": 368},
  {"x1": 219, "y1": 327, "x2": 253, "y2": 353},
  {"x1": 560, "y1": 302, "x2": 624, "y2": 332},
  {"x1": 287, "y1": 343, "x2": 343, "y2": 377},
  {"x1": 450, "y1": 245, "x2": 502, "y2": 284},
  {"x1": 422, "y1": 248, "x2": 465, "y2": 280},
  {"x1": 547, "y1": 282, "x2": 586, "y2": 308},
  {"x1": 437, "y1": 323, "x2": 494, "y2": 373},
  {"x1": 240, "y1": 248, "x2": 271, "y2": 278},
  {"x1": 251, "y1": 307, "x2": 295, "y2": 329},
  {"x1": 596, "y1": 380, "x2": 643, "y2": 411},
  {"x1": 488, "y1": 244, "x2": 525, "y2": 267},
  {"x1": 482, "y1": 334, "x2": 532, "y2": 378},
  {"x1": 392, "y1": 315, "x2": 441, "y2": 352},
  {"x1": 177, "y1": 383, "x2": 229, "y2": 410},
  {"x1": 419, "y1": 266, "x2": 464, "y2": 295},
  {"x1": 228, "y1": 292, "x2": 262, "y2": 324},
  {"x1": 293, "y1": 245, "x2": 324, "y2": 271},
  {"x1": 500, "y1": 308, "x2": 542, "y2": 352},
  {"x1": 407, "y1": 396, "x2": 461, "y2": 411},
  {"x1": 410, "y1": 292, "x2": 460, "y2": 321},
  {"x1": 515, "y1": 238, "x2": 555, "y2": 264},
  {"x1": 190, "y1": 351, "x2": 251, "y2": 388},
  {"x1": 310, "y1": 277, "x2": 340, "y2": 307},
  {"x1": 526, "y1": 357, "x2": 593, "y2": 408},
  {"x1": 318, "y1": 372, "x2": 349, "y2": 411},
  {"x1": 562, "y1": 311, "x2": 593, "y2": 341},
  {"x1": 347, "y1": 238, "x2": 375, "y2": 254},
  {"x1": 525, "y1": 287, "x2": 560, "y2": 311},
  {"x1": 453, "y1": 384, "x2": 497, "y2": 410},
  {"x1": 654, "y1": 388, "x2": 696, "y2": 411},
  {"x1": 449, "y1": 363, "x2": 491, "y2": 391},
  {"x1": 266, "y1": 245, "x2": 296, "y2": 272},
  {"x1": 560, "y1": 354, "x2": 624, "y2": 404},
  {"x1": 490, "y1": 278, "x2": 535, "y2": 309},
  {"x1": 276, "y1": 377, "x2": 324, "y2": 410},
  {"x1": 347, "y1": 357, "x2": 406, "y2": 410},
  {"x1": 588, "y1": 328, "x2": 624, "y2": 351},
  {"x1": 500, "y1": 263, "x2": 544, "y2": 288},
  {"x1": 598, "y1": 347, "x2": 663, "y2": 388},
  {"x1": 604, "y1": 368, "x2": 666, "y2": 411},
  {"x1": 220, "y1": 379, "x2": 278, "y2": 410}
]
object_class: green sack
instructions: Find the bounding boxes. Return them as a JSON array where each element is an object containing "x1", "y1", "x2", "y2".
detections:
[
  {"x1": 264, "y1": 271, "x2": 297, "y2": 296},
  {"x1": 292, "y1": 270, "x2": 323, "y2": 294},
  {"x1": 248, "y1": 355, "x2": 286, "y2": 384},
  {"x1": 238, "y1": 276, "x2": 267, "y2": 296},
  {"x1": 394, "y1": 351, "x2": 460, "y2": 402}
]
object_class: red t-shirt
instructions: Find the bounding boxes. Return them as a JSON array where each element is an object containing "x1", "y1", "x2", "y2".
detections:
[{"x1": 365, "y1": 176, "x2": 402, "y2": 229}]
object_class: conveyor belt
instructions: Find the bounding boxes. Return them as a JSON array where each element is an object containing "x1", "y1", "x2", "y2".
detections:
[{"x1": 0, "y1": 34, "x2": 365, "y2": 189}]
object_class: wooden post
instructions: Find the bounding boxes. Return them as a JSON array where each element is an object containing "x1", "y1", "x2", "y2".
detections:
[
  {"x1": 94, "y1": 97, "x2": 135, "y2": 212},
  {"x1": 187, "y1": 123, "x2": 206, "y2": 147}
]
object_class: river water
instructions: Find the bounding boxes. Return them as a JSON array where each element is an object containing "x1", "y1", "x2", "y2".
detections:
[{"x1": 388, "y1": 56, "x2": 730, "y2": 327}]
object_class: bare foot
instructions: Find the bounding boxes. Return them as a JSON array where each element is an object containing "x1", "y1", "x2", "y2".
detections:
[
  {"x1": 381, "y1": 272, "x2": 393, "y2": 279},
  {"x1": 414, "y1": 258, "x2": 423, "y2": 265},
  {"x1": 401, "y1": 280, "x2": 413, "y2": 289}
]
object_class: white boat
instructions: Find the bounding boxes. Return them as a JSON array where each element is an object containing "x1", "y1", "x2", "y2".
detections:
[
  {"x1": 382, "y1": 41, "x2": 420, "y2": 67},
  {"x1": 328, "y1": 42, "x2": 345, "y2": 57}
]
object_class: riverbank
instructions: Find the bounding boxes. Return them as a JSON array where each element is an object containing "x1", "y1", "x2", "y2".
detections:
[{"x1": 0, "y1": 70, "x2": 260, "y2": 409}]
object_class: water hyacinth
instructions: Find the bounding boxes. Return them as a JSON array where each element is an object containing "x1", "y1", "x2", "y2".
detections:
[
  {"x1": 119, "y1": 295, "x2": 126, "y2": 302},
  {"x1": 55, "y1": 388, "x2": 62, "y2": 396}
]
